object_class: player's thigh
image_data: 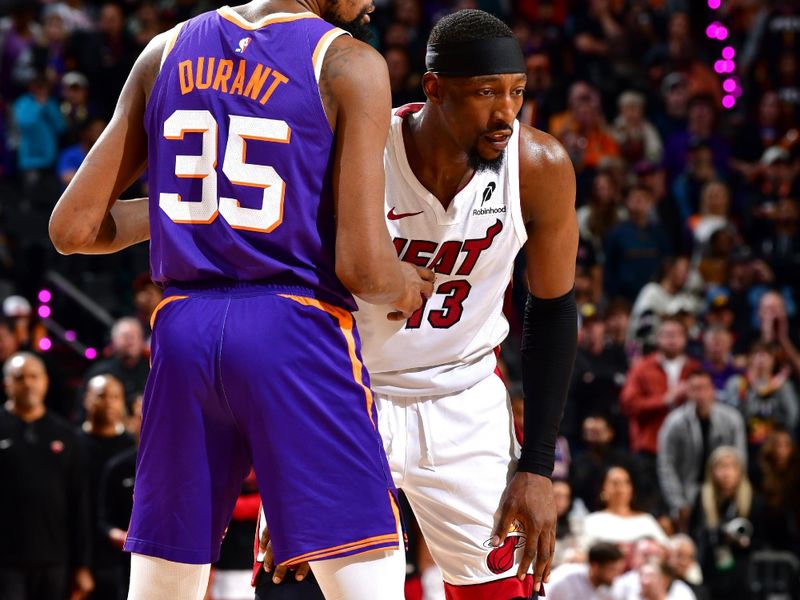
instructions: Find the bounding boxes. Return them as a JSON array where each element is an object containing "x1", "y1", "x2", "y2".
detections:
[
  {"x1": 220, "y1": 292, "x2": 400, "y2": 568},
  {"x1": 127, "y1": 554, "x2": 210, "y2": 600},
  {"x1": 309, "y1": 547, "x2": 406, "y2": 600},
  {"x1": 402, "y1": 374, "x2": 525, "y2": 586},
  {"x1": 125, "y1": 295, "x2": 250, "y2": 565}
]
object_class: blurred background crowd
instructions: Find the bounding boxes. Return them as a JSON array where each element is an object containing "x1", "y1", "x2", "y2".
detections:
[{"x1": 0, "y1": 0, "x2": 799, "y2": 599}]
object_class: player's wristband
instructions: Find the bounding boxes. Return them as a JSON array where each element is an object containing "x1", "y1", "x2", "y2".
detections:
[{"x1": 517, "y1": 289, "x2": 577, "y2": 477}]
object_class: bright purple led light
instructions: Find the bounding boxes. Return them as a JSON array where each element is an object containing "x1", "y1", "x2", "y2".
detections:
[
  {"x1": 85, "y1": 347, "x2": 97, "y2": 360},
  {"x1": 714, "y1": 60, "x2": 726, "y2": 74},
  {"x1": 37, "y1": 305, "x2": 51, "y2": 319},
  {"x1": 722, "y1": 95, "x2": 736, "y2": 109},
  {"x1": 723, "y1": 78, "x2": 736, "y2": 93},
  {"x1": 725, "y1": 60, "x2": 736, "y2": 73},
  {"x1": 716, "y1": 26, "x2": 729, "y2": 40},
  {"x1": 39, "y1": 337, "x2": 52, "y2": 351},
  {"x1": 708, "y1": 0, "x2": 721, "y2": 8},
  {"x1": 38, "y1": 289, "x2": 52, "y2": 303},
  {"x1": 65, "y1": 330, "x2": 77, "y2": 341},
  {"x1": 722, "y1": 46, "x2": 735, "y2": 60},
  {"x1": 706, "y1": 23, "x2": 719, "y2": 38}
]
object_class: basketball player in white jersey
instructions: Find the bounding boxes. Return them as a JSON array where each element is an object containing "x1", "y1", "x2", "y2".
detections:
[{"x1": 259, "y1": 9, "x2": 578, "y2": 600}]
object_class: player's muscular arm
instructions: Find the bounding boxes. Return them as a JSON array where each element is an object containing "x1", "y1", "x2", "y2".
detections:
[
  {"x1": 321, "y1": 36, "x2": 432, "y2": 311},
  {"x1": 49, "y1": 33, "x2": 166, "y2": 255},
  {"x1": 493, "y1": 127, "x2": 578, "y2": 591},
  {"x1": 519, "y1": 127, "x2": 578, "y2": 297}
]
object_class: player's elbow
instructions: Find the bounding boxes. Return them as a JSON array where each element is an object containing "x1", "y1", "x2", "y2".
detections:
[
  {"x1": 336, "y1": 257, "x2": 391, "y2": 297},
  {"x1": 49, "y1": 217, "x2": 91, "y2": 255}
]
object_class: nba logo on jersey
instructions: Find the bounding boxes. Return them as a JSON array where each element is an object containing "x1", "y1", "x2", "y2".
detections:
[{"x1": 235, "y1": 36, "x2": 252, "y2": 53}]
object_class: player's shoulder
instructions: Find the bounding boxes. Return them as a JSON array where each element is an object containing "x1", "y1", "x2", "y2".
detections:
[
  {"x1": 517, "y1": 123, "x2": 572, "y2": 177},
  {"x1": 517, "y1": 123, "x2": 575, "y2": 221},
  {"x1": 323, "y1": 34, "x2": 388, "y2": 84}
]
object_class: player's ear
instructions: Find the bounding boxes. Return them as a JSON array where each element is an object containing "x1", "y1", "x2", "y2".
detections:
[{"x1": 422, "y1": 72, "x2": 444, "y2": 105}]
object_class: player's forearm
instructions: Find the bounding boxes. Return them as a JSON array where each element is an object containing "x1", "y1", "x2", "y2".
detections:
[
  {"x1": 518, "y1": 290, "x2": 577, "y2": 477},
  {"x1": 88, "y1": 198, "x2": 150, "y2": 254},
  {"x1": 51, "y1": 198, "x2": 150, "y2": 255},
  {"x1": 336, "y1": 237, "x2": 407, "y2": 304}
]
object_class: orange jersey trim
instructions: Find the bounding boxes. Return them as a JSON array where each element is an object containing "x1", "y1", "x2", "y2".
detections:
[
  {"x1": 312, "y1": 28, "x2": 347, "y2": 81},
  {"x1": 150, "y1": 295, "x2": 189, "y2": 330},
  {"x1": 277, "y1": 294, "x2": 376, "y2": 428},
  {"x1": 217, "y1": 7, "x2": 319, "y2": 30},
  {"x1": 282, "y1": 533, "x2": 400, "y2": 566},
  {"x1": 160, "y1": 22, "x2": 185, "y2": 67}
]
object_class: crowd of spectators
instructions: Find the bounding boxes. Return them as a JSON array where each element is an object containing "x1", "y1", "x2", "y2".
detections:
[{"x1": 1, "y1": 0, "x2": 799, "y2": 599}]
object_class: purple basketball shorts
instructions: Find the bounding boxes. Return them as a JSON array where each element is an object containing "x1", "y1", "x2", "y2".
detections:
[{"x1": 124, "y1": 283, "x2": 400, "y2": 566}]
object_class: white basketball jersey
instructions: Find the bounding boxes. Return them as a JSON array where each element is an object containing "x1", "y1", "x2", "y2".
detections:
[{"x1": 355, "y1": 105, "x2": 527, "y2": 397}]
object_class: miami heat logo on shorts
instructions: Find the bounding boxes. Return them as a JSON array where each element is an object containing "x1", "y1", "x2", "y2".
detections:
[{"x1": 483, "y1": 521, "x2": 526, "y2": 574}]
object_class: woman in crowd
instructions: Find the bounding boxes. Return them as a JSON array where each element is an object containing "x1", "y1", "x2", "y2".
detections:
[
  {"x1": 723, "y1": 342, "x2": 799, "y2": 455},
  {"x1": 581, "y1": 465, "x2": 669, "y2": 551},
  {"x1": 627, "y1": 255, "x2": 700, "y2": 351},
  {"x1": 691, "y1": 447, "x2": 758, "y2": 600},
  {"x1": 755, "y1": 428, "x2": 800, "y2": 552}
]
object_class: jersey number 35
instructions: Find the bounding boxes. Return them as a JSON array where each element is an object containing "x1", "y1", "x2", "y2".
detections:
[{"x1": 159, "y1": 109, "x2": 289, "y2": 234}]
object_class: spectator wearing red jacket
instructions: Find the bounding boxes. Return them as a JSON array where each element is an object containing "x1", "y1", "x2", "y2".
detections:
[{"x1": 622, "y1": 318, "x2": 700, "y2": 511}]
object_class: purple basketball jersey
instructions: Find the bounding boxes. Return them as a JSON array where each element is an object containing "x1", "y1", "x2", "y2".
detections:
[{"x1": 145, "y1": 9, "x2": 354, "y2": 309}]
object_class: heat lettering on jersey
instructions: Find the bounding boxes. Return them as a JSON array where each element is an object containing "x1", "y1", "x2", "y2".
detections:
[
  {"x1": 394, "y1": 219, "x2": 503, "y2": 276},
  {"x1": 178, "y1": 57, "x2": 289, "y2": 106}
]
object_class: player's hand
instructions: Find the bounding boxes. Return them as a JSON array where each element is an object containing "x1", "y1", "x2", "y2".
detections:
[
  {"x1": 387, "y1": 264, "x2": 435, "y2": 321},
  {"x1": 69, "y1": 566, "x2": 95, "y2": 600},
  {"x1": 491, "y1": 472, "x2": 556, "y2": 592},
  {"x1": 108, "y1": 527, "x2": 127, "y2": 550},
  {"x1": 259, "y1": 523, "x2": 310, "y2": 583}
]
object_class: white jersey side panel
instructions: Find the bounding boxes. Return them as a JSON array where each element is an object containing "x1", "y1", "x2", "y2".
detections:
[{"x1": 355, "y1": 108, "x2": 527, "y2": 397}]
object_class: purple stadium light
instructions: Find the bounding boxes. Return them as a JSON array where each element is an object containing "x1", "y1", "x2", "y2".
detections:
[
  {"x1": 722, "y1": 95, "x2": 736, "y2": 109},
  {"x1": 38, "y1": 305, "x2": 51, "y2": 319},
  {"x1": 708, "y1": 0, "x2": 721, "y2": 8},
  {"x1": 39, "y1": 337, "x2": 52, "y2": 352},
  {"x1": 706, "y1": 23, "x2": 719, "y2": 39},
  {"x1": 716, "y1": 26, "x2": 729, "y2": 41},
  {"x1": 38, "y1": 289, "x2": 52, "y2": 303},
  {"x1": 65, "y1": 330, "x2": 77, "y2": 342},
  {"x1": 85, "y1": 347, "x2": 97, "y2": 360},
  {"x1": 722, "y1": 46, "x2": 735, "y2": 60},
  {"x1": 723, "y1": 78, "x2": 737, "y2": 93}
]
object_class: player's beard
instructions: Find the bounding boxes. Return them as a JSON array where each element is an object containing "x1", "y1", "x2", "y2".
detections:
[
  {"x1": 323, "y1": 2, "x2": 374, "y2": 43},
  {"x1": 468, "y1": 147, "x2": 505, "y2": 174}
]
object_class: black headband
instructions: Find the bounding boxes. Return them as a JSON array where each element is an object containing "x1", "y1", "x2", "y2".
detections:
[{"x1": 425, "y1": 37, "x2": 526, "y2": 77}]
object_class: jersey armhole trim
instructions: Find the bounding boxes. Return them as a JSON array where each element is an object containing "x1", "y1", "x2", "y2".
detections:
[
  {"x1": 508, "y1": 121, "x2": 528, "y2": 246},
  {"x1": 160, "y1": 22, "x2": 185, "y2": 68},
  {"x1": 313, "y1": 28, "x2": 350, "y2": 84}
]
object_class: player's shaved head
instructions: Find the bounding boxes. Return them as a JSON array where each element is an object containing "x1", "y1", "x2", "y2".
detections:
[
  {"x1": 4, "y1": 352, "x2": 49, "y2": 414},
  {"x1": 428, "y1": 9, "x2": 515, "y2": 46}
]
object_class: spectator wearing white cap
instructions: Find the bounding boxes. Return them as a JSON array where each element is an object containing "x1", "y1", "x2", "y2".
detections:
[
  {"x1": 2, "y1": 294, "x2": 31, "y2": 349},
  {"x1": 612, "y1": 90, "x2": 664, "y2": 166}
]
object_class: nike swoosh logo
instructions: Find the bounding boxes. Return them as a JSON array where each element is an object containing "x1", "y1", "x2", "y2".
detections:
[{"x1": 387, "y1": 208, "x2": 424, "y2": 220}]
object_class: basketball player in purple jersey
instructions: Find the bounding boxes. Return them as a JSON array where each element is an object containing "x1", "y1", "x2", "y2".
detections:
[{"x1": 49, "y1": 1, "x2": 434, "y2": 598}]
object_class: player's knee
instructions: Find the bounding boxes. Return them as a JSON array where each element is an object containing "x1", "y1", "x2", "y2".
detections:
[{"x1": 128, "y1": 554, "x2": 211, "y2": 600}]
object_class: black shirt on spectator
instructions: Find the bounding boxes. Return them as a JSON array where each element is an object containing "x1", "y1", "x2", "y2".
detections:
[{"x1": 0, "y1": 409, "x2": 90, "y2": 568}]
